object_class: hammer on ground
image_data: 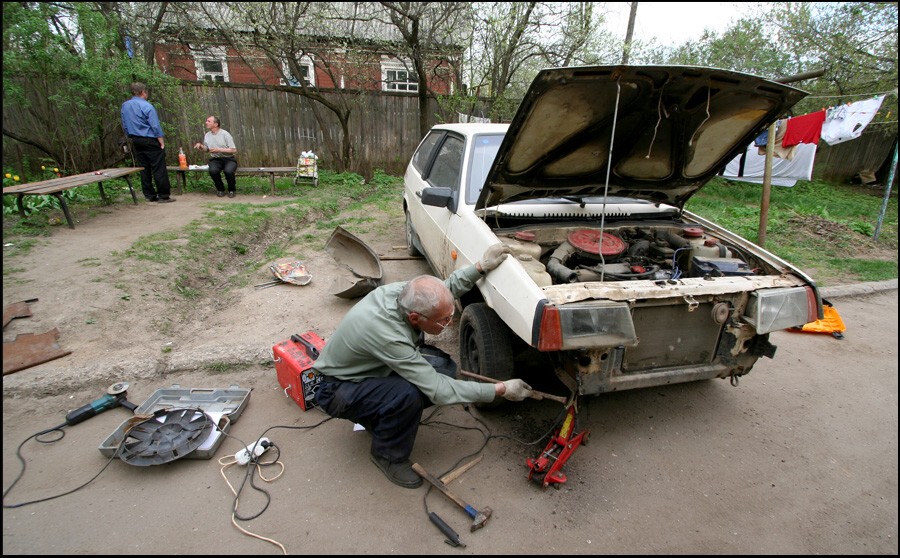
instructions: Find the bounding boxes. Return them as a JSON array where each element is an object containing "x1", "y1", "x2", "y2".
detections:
[{"x1": 411, "y1": 462, "x2": 492, "y2": 531}]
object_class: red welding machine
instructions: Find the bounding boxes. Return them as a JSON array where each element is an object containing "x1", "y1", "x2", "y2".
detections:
[{"x1": 273, "y1": 332, "x2": 326, "y2": 411}]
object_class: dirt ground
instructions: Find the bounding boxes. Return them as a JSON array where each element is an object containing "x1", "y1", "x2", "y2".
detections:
[{"x1": 2, "y1": 193, "x2": 898, "y2": 554}]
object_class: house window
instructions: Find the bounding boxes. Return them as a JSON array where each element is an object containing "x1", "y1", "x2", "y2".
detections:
[
  {"x1": 381, "y1": 59, "x2": 418, "y2": 93},
  {"x1": 280, "y1": 56, "x2": 315, "y2": 87},
  {"x1": 193, "y1": 47, "x2": 229, "y2": 82}
]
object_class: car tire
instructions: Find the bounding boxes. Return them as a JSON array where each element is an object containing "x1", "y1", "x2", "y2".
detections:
[
  {"x1": 405, "y1": 210, "x2": 423, "y2": 257},
  {"x1": 458, "y1": 303, "x2": 515, "y2": 409}
]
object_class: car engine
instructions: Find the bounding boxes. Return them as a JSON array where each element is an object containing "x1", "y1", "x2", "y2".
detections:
[{"x1": 499, "y1": 225, "x2": 763, "y2": 286}]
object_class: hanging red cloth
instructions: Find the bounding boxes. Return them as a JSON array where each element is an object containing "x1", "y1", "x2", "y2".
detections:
[{"x1": 782, "y1": 110, "x2": 826, "y2": 147}]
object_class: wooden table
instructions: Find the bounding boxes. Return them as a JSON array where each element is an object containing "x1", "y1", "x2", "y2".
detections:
[
  {"x1": 2, "y1": 167, "x2": 142, "y2": 229},
  {"x1": 167, "y1": 166, "x2": 302, "y2": 195}
]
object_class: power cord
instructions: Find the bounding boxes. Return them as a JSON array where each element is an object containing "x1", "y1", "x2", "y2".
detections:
[
  {"x1": 2, "y1": 421, "x2": 130, "y2": 508},
  {"x1": 218, "y1": 438, "x2": 286, "y2": 554},
  {"x1": 215, "y1": 414, "x2": 334, "y2": 555},
  {"x1": 2, "y1": 407, "x2": 216, "y2": 508}
]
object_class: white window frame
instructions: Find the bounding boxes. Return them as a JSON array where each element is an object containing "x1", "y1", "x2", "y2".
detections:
[
  {"x1": 192, "y1": 46, "x2": 229, "y2": 82},
  {"x1": 280, "y1": 55, "x2": 315, "y2": 87},
  {"x1": 381, "y1": 57, "x2": 418, "y2": 93}
]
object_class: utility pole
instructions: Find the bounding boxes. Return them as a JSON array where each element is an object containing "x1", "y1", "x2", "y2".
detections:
[
  {"x1": 874, "y1": 139, "x2": 897, "y2": 241},
  {"x1": 621, "y1": 2, "x2": 638, "y2": 64},
  {"x1": 756, "y1": 69, "x2": 826, "y2": 246}
]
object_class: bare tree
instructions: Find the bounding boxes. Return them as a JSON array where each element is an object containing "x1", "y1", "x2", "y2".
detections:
[
  {"x1": 375, "y1": 2, "x2": 469, "y2": 138},
  {"x1": 200, "y1": 2, "x2": 363, "y2": 171},
  {"x1": 460, "y1": 2, "x2": 615, "y2": 122},
  {"x1": 621, "y1": 2, "x2": 638, "y2": 64}
]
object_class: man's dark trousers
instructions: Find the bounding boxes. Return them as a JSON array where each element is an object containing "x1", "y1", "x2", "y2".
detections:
[
  {"x1": 131, "y1": 136, "x2": 172, "y2": 200},
  {"x1": 315, "y1": 352, "x2": 456, "y2": 464},
  {"x1": 208, "y1": 157, "x2": 238, "y2": 193}
]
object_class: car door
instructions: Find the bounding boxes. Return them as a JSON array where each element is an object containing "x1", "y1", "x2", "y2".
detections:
[{"x1": 414, "y1": 132, "x2": 466, "y2": 278}]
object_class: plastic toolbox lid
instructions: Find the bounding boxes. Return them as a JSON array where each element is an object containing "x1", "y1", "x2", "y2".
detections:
[{"x1": 132, "y1": 385, "x2": 251, "y2": 417}]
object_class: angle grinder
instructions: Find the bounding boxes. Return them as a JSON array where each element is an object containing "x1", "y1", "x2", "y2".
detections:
[{"x1": 64, "y1": 381, "x2": 137, "y2": 426}]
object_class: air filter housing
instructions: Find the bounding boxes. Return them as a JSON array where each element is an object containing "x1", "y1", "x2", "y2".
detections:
[{"x1": 567, "y1": 229, "x2": 626, "y2": 260}]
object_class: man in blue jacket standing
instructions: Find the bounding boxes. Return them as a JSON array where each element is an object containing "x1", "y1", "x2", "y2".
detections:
[{"x1": 121, "y1": 82, "x2": 175, "y2": 203}]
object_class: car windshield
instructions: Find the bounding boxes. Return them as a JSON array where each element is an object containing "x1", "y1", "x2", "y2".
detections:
[
  {"x1": 464, "y1": 133, "x2": 674, "y2": 213},
  {"x1": 466, "y1": 133, "x2": 504, "y2": 204}
]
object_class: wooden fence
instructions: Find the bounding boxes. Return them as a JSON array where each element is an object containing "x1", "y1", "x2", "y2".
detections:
[
  {"x1": 2, "y1": 81, "x2": 445, "y2": 179},
  {"x1": 157, "y1": 83, "x2": 445, "y2": 175},
  {"x1": 814, "y1": 126, "x2": 897, "y2": 184}
]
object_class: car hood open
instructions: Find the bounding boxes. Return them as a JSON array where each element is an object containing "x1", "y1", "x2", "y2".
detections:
[{"x1": 476, "y1": 65, "x2": 807, "y2": 210}]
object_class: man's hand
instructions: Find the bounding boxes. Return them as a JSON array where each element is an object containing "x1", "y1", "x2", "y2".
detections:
[
  {"x1": 500, "y1": 379, "x2": 533, "y2": 401},
  {"x1": 478, "y1": 243, "x2": 510, "y2": 274}
]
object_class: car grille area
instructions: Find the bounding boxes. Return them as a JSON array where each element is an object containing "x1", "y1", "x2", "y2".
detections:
[{"x1": 622, "y1": 302, "x2": 721, "y2": 372}]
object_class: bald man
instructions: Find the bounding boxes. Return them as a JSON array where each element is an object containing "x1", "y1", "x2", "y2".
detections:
[{"x1": 314, "y1": 244, "x2": 532, "y2": 488}]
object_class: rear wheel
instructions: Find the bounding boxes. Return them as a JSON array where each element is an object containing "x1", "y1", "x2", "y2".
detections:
[
  {"x1": 458, "y1": 303, "x2": 515, "y2": 409},
  {"x1": 405, "y1": 210, "x2": 423, "y2": 257}
]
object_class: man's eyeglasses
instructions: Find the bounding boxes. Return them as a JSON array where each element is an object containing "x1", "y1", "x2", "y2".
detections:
[{"x1": 417, "y1": 312, "x2": 453, "y2": 330}]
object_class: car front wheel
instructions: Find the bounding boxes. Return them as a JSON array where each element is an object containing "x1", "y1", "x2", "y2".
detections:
[{"x1": 458, "y1": 303, "x2": 515, "y2": 408}]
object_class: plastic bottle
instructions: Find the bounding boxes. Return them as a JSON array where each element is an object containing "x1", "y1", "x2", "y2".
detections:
[{"x1": 178, "y1": 147, "x2": 188, "y2": 169}]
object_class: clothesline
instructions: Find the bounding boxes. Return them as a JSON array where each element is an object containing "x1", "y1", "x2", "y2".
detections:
[{"x1": 805, "y1": 89, "x2": 897, "y2": 100}]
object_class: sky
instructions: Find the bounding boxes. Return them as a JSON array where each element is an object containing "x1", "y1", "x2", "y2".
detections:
[{"x1": 604, "y1": 2, "x2": 762, "y2": 47}]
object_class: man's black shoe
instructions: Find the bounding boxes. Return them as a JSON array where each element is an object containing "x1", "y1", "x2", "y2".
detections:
[
  {"x1": 369, "y1": 454, "x2": 422, "y2": 489},
  {"x1": 157, "y1": 198, "x2": 176, "y2": 203},
  {"x1": 216, "y1": 191, "x2": 226, "y2": 197}
]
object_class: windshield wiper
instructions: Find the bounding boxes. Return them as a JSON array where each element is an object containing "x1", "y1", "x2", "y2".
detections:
[{"x1": 562, "y1": 196, "x2": 587, "y2": 208}]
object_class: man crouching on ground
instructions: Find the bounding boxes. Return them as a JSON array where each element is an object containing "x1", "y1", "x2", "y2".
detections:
[{"x1": 313, "y1": 244, "x2": 533, "y2": 488}]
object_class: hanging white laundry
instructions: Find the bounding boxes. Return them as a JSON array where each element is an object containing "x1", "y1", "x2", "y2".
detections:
[
  {"x1": 820, "y1": 95, "x2": 885, "y2": 145},
  {"x1": 721, "y1": 143, "x2": 816, "y2": 187}
]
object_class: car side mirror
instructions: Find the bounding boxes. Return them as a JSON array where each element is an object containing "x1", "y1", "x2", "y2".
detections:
[{"x1": 421, "y1": 187, "x2": 453, "y2": 209}]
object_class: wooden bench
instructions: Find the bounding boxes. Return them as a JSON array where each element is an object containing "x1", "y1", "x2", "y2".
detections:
[
  {"x1": 166, "y1": 166, "x2": 303, "y2": 196},
  {"x1": 2, "y1": 167, "x2": 142, "y2": 229}
]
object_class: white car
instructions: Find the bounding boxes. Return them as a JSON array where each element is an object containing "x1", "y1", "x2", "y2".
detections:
[{"x1": 403, "y1": 65, "x2": 823, "y2": 396}]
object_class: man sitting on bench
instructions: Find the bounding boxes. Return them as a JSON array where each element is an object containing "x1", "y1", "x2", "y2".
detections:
[{"x1": 194, "y1": 115, "x2": 239, "y2": 198}]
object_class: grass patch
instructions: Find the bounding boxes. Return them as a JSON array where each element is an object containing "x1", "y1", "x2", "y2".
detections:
[
  {"x1": 110, "y1": 169, "x2": 395, "y2": 305},
  {"x1": 825, "y1": 258, "x2": 898, "y2": 282},
  {"x1": 686, "y1": 177, "x2": 898, "y2": 285},
  {"x1": 206, "y1": 362, "x2": 239, "y2": 373}
]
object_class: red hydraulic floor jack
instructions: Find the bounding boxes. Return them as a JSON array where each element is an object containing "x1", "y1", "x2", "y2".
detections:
[{"x1": 526, "y1": 399, "x2": 589, "y2": 489}]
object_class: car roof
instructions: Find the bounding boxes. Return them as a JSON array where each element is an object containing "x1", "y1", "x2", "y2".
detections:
[{"x1": 431, "y1": 123, "x2": 509, "y2": 137}]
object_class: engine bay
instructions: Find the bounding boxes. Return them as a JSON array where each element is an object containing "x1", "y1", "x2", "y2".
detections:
[{"x1": 497, "y1": 223, "x2": 772, "y2": 287}]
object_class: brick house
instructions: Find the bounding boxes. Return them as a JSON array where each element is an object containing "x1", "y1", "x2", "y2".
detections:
[
  {"x1": 154, "y1": 41, "x2": 457, "y2": 95},
  {"x1": 151, "y1": 2, "x2": 461, "y2": 96}
]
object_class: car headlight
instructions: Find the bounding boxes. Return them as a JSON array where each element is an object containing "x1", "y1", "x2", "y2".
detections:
[
  {"x1": 743, "y1": 286, "x2": 818, "y2": 334},
  {"x1": 538, "y1": 301, "x2": 638, "y2": 351}
]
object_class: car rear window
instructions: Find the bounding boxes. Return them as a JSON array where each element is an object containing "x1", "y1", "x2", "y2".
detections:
[{"x1": 466, "y1": 134, "x2": 504, "y2": 204}]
